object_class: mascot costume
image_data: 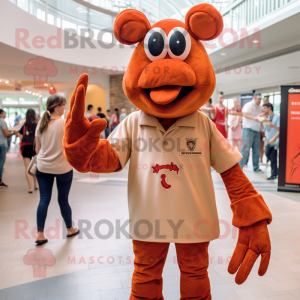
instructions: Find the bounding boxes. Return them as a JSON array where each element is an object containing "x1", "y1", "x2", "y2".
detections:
[{"x1": 63, "y1": 4, "x2": 272, "y2": 299}]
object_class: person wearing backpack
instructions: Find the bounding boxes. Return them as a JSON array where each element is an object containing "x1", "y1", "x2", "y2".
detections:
[{"x1": 15, "y1": 109, "x2": 38, "y2": 193}]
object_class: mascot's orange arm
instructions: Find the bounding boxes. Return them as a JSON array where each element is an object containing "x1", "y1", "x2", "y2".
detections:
[
  {"x1": 221, "y1": 163, "x2": 272, "y2": 285},
  {"x1": 63, "y1": 135, "x2": 121, "y2": 174},
  {"x1": 220, "y1": 163, "x2": 272, "y2": 227},
  {"x1": 63, "y1": 74, "x2": 121, "y2": 173}
]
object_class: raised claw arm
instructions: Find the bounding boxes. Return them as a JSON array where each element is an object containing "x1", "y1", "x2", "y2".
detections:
[{"x1": 63, "y1": 74, "x2": 120, "y2": 173}]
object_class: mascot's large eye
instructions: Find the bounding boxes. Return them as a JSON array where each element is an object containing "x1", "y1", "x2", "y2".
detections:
[
  {"x1": 144, "y1": 28, "x2": 168, "y2": 61},
  {"x1": 168, "y1": 27, "x2": 191, "y2": 61}
]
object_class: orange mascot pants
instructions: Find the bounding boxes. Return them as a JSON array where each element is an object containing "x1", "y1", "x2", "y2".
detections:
[{"x1": 130, "y1": 240, "x2": 211, "y2": 300}]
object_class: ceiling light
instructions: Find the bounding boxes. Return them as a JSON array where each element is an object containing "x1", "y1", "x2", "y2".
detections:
[
  {"x1": 25, "y1": 90, "x2": 28, "y2": 93},
  {"x1": 32, "y1": 92, "x2": 36, "y2": 95},
  {"x1": 50, "y1": 87, "x2": 53, "y2": 90},
  {"x1": 29, "y1": 91, "x2": 32, "y2": 94},
  {"x1": 253, "y1": 40, "x2": 260, "y2": 43},
  {"x1": 0, "y1": 79, "x2": 1, "y2": 82},
  {"x1": 221, "y1": 53, "x2": 226, "y2": 55},
  {"x1": 44, "y1": 83, "x2": 48, "y2": 87},
  {"x1": 5, "y1": 80, "x2": 9, "y2": 84},
  {"x1": 39, "y1": 94, "x2": 42, "y2": 97}
]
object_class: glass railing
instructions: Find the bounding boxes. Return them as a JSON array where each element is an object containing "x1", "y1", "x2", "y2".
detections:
[
  {"x1": 10, "y1": 0, "x2": 116, "y2": 42},
  {"x1": 9, "y1": 0, "x2": 297, "y2": 44},
  {"x1": 222, "y1": 0, "x2": 296, "y2": 32},
  {"x1": 204, "y1": 0, "x2": 297, "y2": 49}
]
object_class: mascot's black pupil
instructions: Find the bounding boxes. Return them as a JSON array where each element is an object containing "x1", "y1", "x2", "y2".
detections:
[
  {"x1": 148, "y1": 32, "x2": 164, "y2": 56},
  {"x1": 169, "y1": 31, "x2": 186, "y2": 56}
]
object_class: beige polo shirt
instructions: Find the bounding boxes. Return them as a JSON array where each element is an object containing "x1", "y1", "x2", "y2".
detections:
[{"x1": 107, "y1": 111, "x2": 242, "y2": 243}]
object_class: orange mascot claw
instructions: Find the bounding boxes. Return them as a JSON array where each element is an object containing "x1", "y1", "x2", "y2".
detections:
[{"x1": 64, "y1": 3, "x2": 272, "y2": 298}]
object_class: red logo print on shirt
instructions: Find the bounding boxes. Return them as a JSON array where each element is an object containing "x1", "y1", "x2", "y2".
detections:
[{"x1": 152, "y1": 162, "x2": 179, "y2": 189}]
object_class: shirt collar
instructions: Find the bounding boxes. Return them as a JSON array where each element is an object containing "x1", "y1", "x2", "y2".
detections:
[{"x1": 139, "y1": 111, "x2": 197, "y2": 128}]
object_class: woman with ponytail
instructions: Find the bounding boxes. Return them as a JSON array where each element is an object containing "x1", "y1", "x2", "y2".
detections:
[{"x1": 34, "y1": 95, "x2": 79, "y2": 245}]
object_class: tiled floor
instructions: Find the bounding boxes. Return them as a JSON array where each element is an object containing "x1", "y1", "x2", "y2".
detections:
[{"x1": 1, "y1": 151, "x2": 300, "y2": 300}]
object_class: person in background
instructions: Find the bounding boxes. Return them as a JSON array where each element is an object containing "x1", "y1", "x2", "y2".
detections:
[
  {"x1": 110, "y1": 108, "x2": 120, "y2": 132},
  {"x1": 85, "y1": 104, "x2": 94, "y2": 121},
  {"x1": 263, "y1": 96, "x2": 270, "y2": 104},
  {"x1": 201, "y1": 98, "x2": 216, "y2": 120},
  {"x1": 228, "y1": 98, "x2": 242, "y2": 152},
  {"x1": 259, "y1": 97, "x2": 270, "y2": 164},
  {"x1": 89, "y1": 110, "x2": 106, "y2": 139},
  {"x1": 0, "y1": 109, "x2": 16, "y2": 188},
  {"x1": 213, "y1": 92, "x2": 228, "y2": 138},
  {"x1": 97, "y1": 107, "x2": 106, "y2": 119},
  {"x1": 34, "y1": 95, "x2": 79, "y2": 245},
  {"x1": 239, "y1": 92, "x2": 264, "y2": 173},
  {"x1": 262, "y1": 103, "x2": 280, "y2": 180},
  {"x1": 120, "y1": 108, "x2": 127, "y2": 122},
  {"x1": 130, "y1": 107, "x2": 135, "y2": 114},
  {"x1": 13, "y1": 112, "x2": 21, "y2": 143},
  {"x1": 105, "y1": 109, "x2": 111, "y2": 138},
  {"x1": 14, "y1": 109, "x2": 38, "y2": 193},
  {"x1": 14, "y1": 112, "x2": 21, "y2": 127}
]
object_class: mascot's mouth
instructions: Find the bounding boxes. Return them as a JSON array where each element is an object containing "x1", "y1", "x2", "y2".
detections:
[{"x1": 143, "y1": 85, "x2": 194, "y2": 105}]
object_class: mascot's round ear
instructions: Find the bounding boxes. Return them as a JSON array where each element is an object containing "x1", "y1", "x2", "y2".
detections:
[
  {"x1": 113, "y1": 9, "x2": 151, "y2": 45},
  {"x1": 185, "y1": 4, "x2": 223, "y2": 41}
]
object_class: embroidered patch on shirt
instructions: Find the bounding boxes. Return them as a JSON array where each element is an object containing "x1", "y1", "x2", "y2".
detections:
[
  {"x1": 186, "y1": 137, "x2": 197, "y2": 151},
  {"x1": 152, "y1": 162, "x2": 179, "y2": 189}
]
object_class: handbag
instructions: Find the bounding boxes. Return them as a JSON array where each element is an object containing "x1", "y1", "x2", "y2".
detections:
[{"x1": 27, "y1": 139, "x2": 37, "y2": 177}]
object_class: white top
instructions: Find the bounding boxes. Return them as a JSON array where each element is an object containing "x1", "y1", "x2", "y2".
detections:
[
  {"x1": 242, "y1": 100, "x2": 263, "y2": 132},
  {"x1": 107, "y1": 111, "x2": 242, "y2": 243},
  {"x1": 35, "y1": 118, "x2": 72, "y2": 174},
  {"x1": 85, "y1": 112, "x2": 92, "y2": 119}
]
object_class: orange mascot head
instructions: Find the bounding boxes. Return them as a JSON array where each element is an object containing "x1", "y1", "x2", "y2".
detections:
[{"x1": 113, "y1": 4, "x2": 223, "y2": 118}]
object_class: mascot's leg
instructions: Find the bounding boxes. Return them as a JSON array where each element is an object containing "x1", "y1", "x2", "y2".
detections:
[
  {"x1": 175, "y1": 242, "x2": 211, "y2": 300},
  {"x1": 130, "y1": 240, "x2": 170, "y2": 300}
]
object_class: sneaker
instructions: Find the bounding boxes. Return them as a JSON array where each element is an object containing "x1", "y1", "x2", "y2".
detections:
[
  {"x1": 267, "y1": 175, "x2": 277, "y2": 180},
  {"x1": 254, "y1": 169, "x2": 264, "y2": 173},
  {"x1": 0, "y1": 182, "x2": 8, "y2": 188}
]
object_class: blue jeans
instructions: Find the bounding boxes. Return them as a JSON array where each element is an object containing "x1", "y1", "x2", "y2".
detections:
[
  {"x1": 0, "y1": 144, "x2": 7, "y2": 181},
  {"x1": 239, "y1": 128, "x2": 261, "y2": 171},
  {"x1": 36, "y1": 169, "x2": 73, "y2": 232}
]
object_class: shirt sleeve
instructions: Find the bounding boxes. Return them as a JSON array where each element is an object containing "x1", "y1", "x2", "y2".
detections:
[
  {"x1": 0, "y1": 119, "x2": 7, "y2": 130},
  {"x1": 242, "y1": 102, "x2": 251, "y2": 114},
  {"x1": 107, "y1": 116, "x2": 132, "y2": 168},
  {"x1": 18, "y1": 125, "x2": 24, "y2": 135},
  {"x1": 208, "y1": 119, "x2": 243, "y2": 173},
  {"x1": 275, "y1": 115, "x2": 280, "y2": 127}
]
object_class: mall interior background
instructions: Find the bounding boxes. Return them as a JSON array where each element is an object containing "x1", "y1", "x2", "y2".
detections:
[
  {"x1": 0, "y1": 0, "x2": 299, "y2": 123},
  {"x1": 0, "y1": 0, "x2": 300, "y2": 299}
]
